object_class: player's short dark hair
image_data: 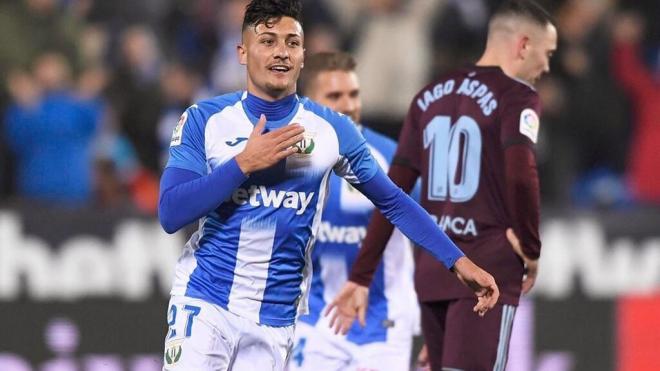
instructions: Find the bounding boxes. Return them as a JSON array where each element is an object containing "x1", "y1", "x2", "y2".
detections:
[
  {"x1": 242, "y1": 0, "x2": 303, "y2": 32},
  {"x1": 299, "y1": 51, "x2": 357, "y2": 95},
  {"x1": 491, "y1": 0, "x2": 555, "y2": 28}
]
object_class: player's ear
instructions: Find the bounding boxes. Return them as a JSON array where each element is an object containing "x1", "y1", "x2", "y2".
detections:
[
  {"x1": 517, "y1": 35, "x2": 530, "y2": 60},
  {"x1": 237, "y1": 42, "x2": 247, "y2": 66}
]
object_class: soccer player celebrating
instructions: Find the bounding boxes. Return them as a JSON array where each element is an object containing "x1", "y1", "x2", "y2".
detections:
[
  {"x1": 330, "y1": 1, "x2": 557, "y2": 370},
  {"x1": 158, "y1": 1, "x2": 498, "y2": 370},
  {"x1": 288, "y1": 51, "x2": 420, "y2": 371}
]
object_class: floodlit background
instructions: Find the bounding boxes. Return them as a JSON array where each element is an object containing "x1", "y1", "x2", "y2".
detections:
[{"x1": 0, "y1": 0, "x2": 658, "y2": 370}]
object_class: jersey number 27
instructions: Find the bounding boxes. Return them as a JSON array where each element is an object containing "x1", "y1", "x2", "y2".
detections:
[{"x1": 423, "y1": 115, "x2": 482, "y2": 202}]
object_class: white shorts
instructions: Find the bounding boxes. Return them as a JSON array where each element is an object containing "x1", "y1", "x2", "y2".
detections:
[
  {"x1": 163, "y1": 295, "x2": 295, "y2": 371},
  {"x1": 288, "y1": 321, "x2": 414, "y2": 371}
]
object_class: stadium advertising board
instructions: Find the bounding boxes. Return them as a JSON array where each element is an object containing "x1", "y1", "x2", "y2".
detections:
[{"x1": 0, "y1": 205, "x2": 658, "y2": 370}]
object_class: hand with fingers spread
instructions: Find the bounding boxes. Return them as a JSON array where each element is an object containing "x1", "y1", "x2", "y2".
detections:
[
  {"x1": 324, "y1": 281, "x2": 369, "y2": 335},
  {"x1": 235, "y1": 114, "x2": 306, "y2": 175},
  {"x1": 451, "y1": 256, "x2": 499, "y2": 316},
  {"x1": 506, "y1": 228, "x2": 538, "y2": 295}
]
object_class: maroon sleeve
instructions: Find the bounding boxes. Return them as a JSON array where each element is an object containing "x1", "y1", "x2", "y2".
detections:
[
  {"x1": 349, "y1": 164, "x2": 419, "y2": 286},
  {"x1": 500, "y1": 87, "x2": 541, "y2": 148},
  {"x1": 505, "y1": 145, "x2": 541, "y2": 259},
  {"x1": 500, "y1": 88, "x2": 542, "y2": 259}
]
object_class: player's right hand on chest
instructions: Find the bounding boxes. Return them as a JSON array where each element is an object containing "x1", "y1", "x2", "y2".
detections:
[{"x1": 235, "y1": 114, "x2": 305, "y2": 175}]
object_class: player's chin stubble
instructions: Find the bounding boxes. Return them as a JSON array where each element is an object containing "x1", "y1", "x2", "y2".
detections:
[{"x1": 265, "y1": 81, "x2": 291, "y2": 95}]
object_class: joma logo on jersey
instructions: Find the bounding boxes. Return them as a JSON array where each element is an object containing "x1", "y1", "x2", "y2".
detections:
[{"x1": 231, "y1": 185, "x2": 314, "y2": 215}]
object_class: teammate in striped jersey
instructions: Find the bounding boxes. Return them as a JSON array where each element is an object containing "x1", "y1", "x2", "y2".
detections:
[
  {"x1": 288, "y1": 51, "x2": 420, "y2": 371},
  {"x1": 158, "y1": 1, "x2": 498, "y2": 370}
]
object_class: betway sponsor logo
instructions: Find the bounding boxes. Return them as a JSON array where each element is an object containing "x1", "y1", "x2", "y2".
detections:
[
  {"x1": 535, "y1": 219, "x2": 660, "y2": 299},
  {"x1": 430, "y1": 214, "x2": 478, "y2": 237},
  {"x1": 0, "y1": 212, "x2": 181, "y2": 301},
  {"x1": 317, "y1": 222, "x2": 366, "y2": 244},
  {"x1": 231, "y1": 185, "x2": 314, "y2": 215}
]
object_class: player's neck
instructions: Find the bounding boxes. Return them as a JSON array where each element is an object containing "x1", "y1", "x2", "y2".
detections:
[
  {"x1": 244, "y1": 92, "x2": 298, "y2": 122},
  {"x1": 477, "y1": 51, "x2": 517, "y2": 80}
]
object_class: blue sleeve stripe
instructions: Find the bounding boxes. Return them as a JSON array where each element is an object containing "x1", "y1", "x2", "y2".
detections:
[{"x1": 354, "y1": 168, "x2": 464, "y2": 269}]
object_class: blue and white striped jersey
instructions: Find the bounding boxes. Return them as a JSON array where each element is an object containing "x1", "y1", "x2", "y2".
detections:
[
  {"x1": 165, "y1": 91, "x2": 379, "y2": 327},
  {"x1": 299, "y1": 128, "x2": 418, "y2": 344}
]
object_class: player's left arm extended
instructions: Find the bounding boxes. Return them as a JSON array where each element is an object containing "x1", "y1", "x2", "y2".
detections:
[{"x1": 353, "y1": 168, "x2": 464, "y2": 269}]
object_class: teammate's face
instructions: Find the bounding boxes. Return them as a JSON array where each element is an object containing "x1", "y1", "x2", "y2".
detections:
[
  {"x1": 307, "y1": 70, "x2": 362, "y2": 123},
  {"x1": 238, "y1": 16, "x2": 304, "y2": 100},
  {"x1": 519, "y1": 23, "x2": 557, "y2": 85}
]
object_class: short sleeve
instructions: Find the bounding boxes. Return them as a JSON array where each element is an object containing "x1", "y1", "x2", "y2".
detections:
[
  {"x1": 332, "y1": 116, "x2": 379, "y2": 185},
  {"x1": 500, "y1": 88, "x2": 542, "y2": 148},
  {"x1": 393, "y1": 98, "x2": 423, "y2": 172},
  {"x1": 165, "y1": 105, "x2": 208, "y2": 176}
]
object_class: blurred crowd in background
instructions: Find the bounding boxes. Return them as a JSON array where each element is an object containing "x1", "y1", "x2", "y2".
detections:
[{"x1": 0, "y1": 0, "x2": 658, "y2": 214}]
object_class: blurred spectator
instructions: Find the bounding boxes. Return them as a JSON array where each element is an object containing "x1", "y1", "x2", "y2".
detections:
[
  {"x1": 157, "y1": 63, "x2": 203, "y2": 167},
  {"x1": 611, "y1": 11, "x2": 660, "y2": 204},
  {"x1": 0, "y1": 0, "x2": 656, "y2": 213},
  {"x1": 92, "y1": 108, "x2": 148, "y2": 212},
  {"x1": 162, "y1": 0, "x2": 219, "y2": 75},
  {"x1": 0, "y1": 0, "x2": 83, "y2": 79},
  {"x1": 352, "y1": 0, "x2": 442, "y2": 122},
  {"x1": 209, "y1": 0, "x2": 249, "y2": 93},
  {"x1": 0, "y1": 0, "x2": 85, "y2": 193},
  {"x1": 429, "y1": 0, "x2": 490, "y2": 78},
  {"x1": 534, "y1": 76, "x2": 573, "y2": 204},
  {"x1": 84, "y1": 0, "x2": 173, "y2": 29},
  {"x1": 545, "y1": 0, "x2": 630, "y2": 206},
  {"x1": 93, "y1": 157, "x2": 133, "y2": 210},
  {"x1": 316, "y1": 0, "x2": 361, "y2": 41},
  {"x1": 103, "y1": 24, "x2": 164, "y2": 214},
  {"x1": 3, "y1": 52, "x2": 100, "y2": 205},
  {"x1": 107, "y1": 25, "x2": 163, "y2": 174},
  {"x1": 303, "y1": 23, "x2": 341, "y2": 55}
]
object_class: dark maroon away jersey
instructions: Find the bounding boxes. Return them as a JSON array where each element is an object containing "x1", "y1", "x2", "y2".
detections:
[{"x1": 395, "y1": 66, "x2": 541, "y2": 305}]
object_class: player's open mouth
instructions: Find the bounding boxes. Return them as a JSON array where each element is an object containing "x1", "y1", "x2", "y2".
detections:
[{"x1": 269, "y1": 65, "x2": 291, "y2": 73}]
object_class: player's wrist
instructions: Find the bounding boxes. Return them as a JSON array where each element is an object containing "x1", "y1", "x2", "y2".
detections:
[
  {"x1": 234, "y1": 152, "x2": 254, "y2": 176},
  {"x1": 450, "y1": 256, "x2": 468, "y2": 272}
]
